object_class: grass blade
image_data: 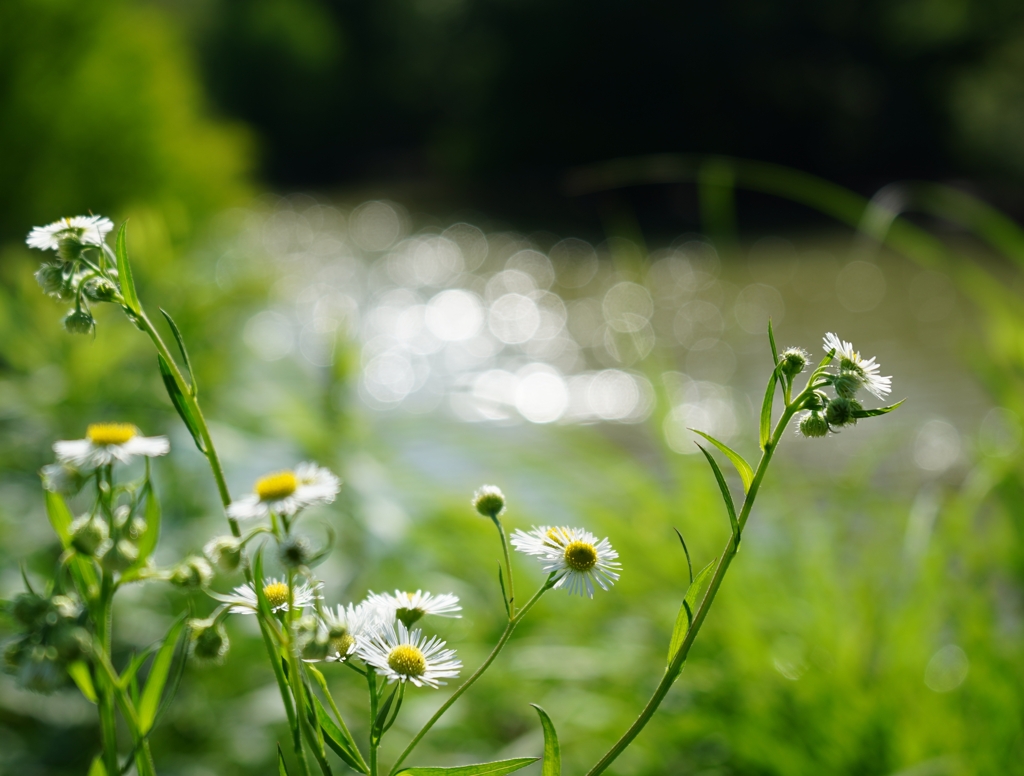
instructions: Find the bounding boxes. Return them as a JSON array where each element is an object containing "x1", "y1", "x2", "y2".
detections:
[
  {"x1": 397, "y1": 759, "x2": 538, "y2": 776},
  {"x1": 530, "y1": 704, "x2": 561, "y2": 776},
  {"x1": 138, "y1": 616, "x2": 186, "y2": 733},
  {"x1": 114, "y1": 221, "x2": 140, "y2": 314},
  {"x1": 690, "y1": 429, "x2": 753, "y2": 492}
]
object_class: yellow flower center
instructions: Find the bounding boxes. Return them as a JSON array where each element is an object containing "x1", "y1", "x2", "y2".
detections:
[
  {"x1": 544, "y1": 527, "x2": 571, "y2": 546},
  {"x1": 564, "y1": 540, "x2": 598, "y2": 572},
  {"x1": 263, "y1": 582, "x2": 290, "y2": 608},
  {"x1": 86, "y1": 423, "x2": 137, "y2": 446},
  {"x1": 388, "y1": 644, "x2": 426, "y2": 677},
  {"x1": 255, "y1": 471, "x2": 298, "y2": 501},
  {"x1": 330, "y1": 633, "x2": 355, "y2": 657}
]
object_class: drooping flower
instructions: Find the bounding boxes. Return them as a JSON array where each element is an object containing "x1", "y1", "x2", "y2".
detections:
[
  {"x1": 365, "y1": 590, "x2": 462, "y2": 628},
  {"x1": 822, "y1": 333, "x2": 892, "y2": 399},
  {"x1": 217, "y1": 577, "x2": 321, "y2": 615},
  {"x1": 357, "y1": 621, "x2": 461, "y2": 688},
  {"x1": 26, "y1": 216, "x2": 114, "y2": 252},
  {"x1": 317, "y1": 602, "x2": 388, "y2": 662},
  {"x1": 512, "y1": 525, "x2": 621, "y2": 598},
  {"x1": 53, "y1": 424, "x2": 169, "y2": 469},
  {"x1": 227, "y1": 463, "x2": 340, "y2": 521}
]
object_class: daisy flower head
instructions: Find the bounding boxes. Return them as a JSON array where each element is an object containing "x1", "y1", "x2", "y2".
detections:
[
  {"x1": 220, "y1": 577, "x2": 321, "y2": 615},
  {"x1": 26, "y1": 215, "x2": 114, "y2": 252},
  {"x1": 53, "y1": 423, "x2": 169, "y2": 469},
  {"x1": 319, "y1": 602, "x2": 388, "y2": 661},
  {"x1": 822, "y1": 333, "x2": 892, "y2": 399},
  {"x1": 227, "y1": 462, "x2": 340, "y2": 521},
  {"x1": 357, "y1": 621, "x2": 461, "y2": 688},
  {"x1": 366, "y1": 590, "x2": 462, "y2": 628},
  {"x1": 512, "y1": 525, "x2": 621, "y2": 598}
]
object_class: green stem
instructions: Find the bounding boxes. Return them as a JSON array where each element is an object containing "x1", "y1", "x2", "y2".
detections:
[
  {"x1": 388, "y1": 580, "x2": 552, "y2": 776},
  {"x1": 92, "y1": 649, "x2": 157, "y2": 776},
  {"x1": 284, "y1": 574, "x2": 317, "y2": 776},
  {"x1": 491, "y1": 516, "x2": 516, "y2": 616},
  {"x1": 95, "y1": 568, "x2": 120, "y2": 776},
  {"x1": 368, "y1": 669, "x2": 380, "y2": 776},
  {"x1": 583, "y1": 396, "x2": 807, "y2": 776}
]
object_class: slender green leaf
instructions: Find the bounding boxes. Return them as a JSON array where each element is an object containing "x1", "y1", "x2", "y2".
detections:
[
  {"x1": 694, "y1": 445, "x2": 738, "y2": 538},
  {"x1": 159, "y1": 308, "x2": 197, "y2": 397},
  {"x1": 133, "y1": 483, "x2": 161, "y2": 568},
  {"x1": 138, "y1": 617, "x2": 186, "y2": 732},
  {"x1": 690, "y1": 429, "x2": 753, "y2": 492},
  {"x1": 673, "y1": 528, "x2": 693, "y2": 585},
  {"x1": 530, "y1": 704, "x2": 561, "y2": 776},
  {"x1": 760, "y1": 363, "x2": 780, "y2": 450},
  {"x1": 767, "y1": 318, "x2": 779, "y2": 368},
  {"x1": 44, "y1": 491, "x2": 99, "y2": 595},
  {"x1": 667, "y1": 559, "x2": 716, "y2": 666},
  {"x1": 497, "y1": 563, "x2": 510, "y2": 618},
  {"x1": 396, "y1": 758, "x2": 538, "y2": 776},
  {"x1": 118, "y1": 647, "x2": 157, "y2": 691},
  {"x1": 67, "y1": 660, "x2": 97, "y2": 703},
  {"x1": 157, "y1": 354, "x2": 207, "y2": 453},
  {"x1": 88, "y1": 755, "x2": 108, "y2": 776},
  {"x1": 851, "y1": 399, "x2": 905, "y2": 418},
  {"x1": 373, "y1": 685, "x2": 399, "y2": 739},
  {"x1": 314, "y1": 695, "x2": 368, "y2": 773},
  {"x1": 279, "y1": 744, "x2": 291, "y2": 776},
  {"x1": 114, "y1": 222, "x2": 140, "y2": 314}
]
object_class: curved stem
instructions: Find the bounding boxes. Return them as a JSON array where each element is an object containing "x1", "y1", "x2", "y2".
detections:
[
  {"x1": 388, "y1": 580, "x2": 552, "y2": 776},
  {"x1": 491, "y1": 516, "x2": 516, "y2": 615},
  {"x1": 583, "y1": 397, "x2": 805, "y2": 776}
]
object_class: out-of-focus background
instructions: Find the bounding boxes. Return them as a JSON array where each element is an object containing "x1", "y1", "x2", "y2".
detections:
[{"x1": 3, "y1": 1, "x2": 1024, "y2": 774}]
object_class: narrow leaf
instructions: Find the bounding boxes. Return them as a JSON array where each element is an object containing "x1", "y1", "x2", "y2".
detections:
[
  {"x1": 667, "y1": 559, "x2": 716, "y2": 666},
  {"x1": 851, "y1": 399, "x2": 906, "y2": 418},
  {"x1": 396, "y1": 758, "x2": 538, "y2": 776},
  {"x1": 694, "y1": 444, "x2": 739, "y2": 538},
  {"x1": 88, "y1": 756, "x2": 108, "y2": 776},
  {"x1": 373, "y1": 685, "x2": 399, "y2": 739},
  {"x1": 530, "y1": 704, "x2": 561, "y2": 776},
  {"x1": 690, "y1": 429, "x2": 753, "y2": 492},
  {"x1": 673, "y1": 528, "x2": 693, "y2": 585},
  {"x1": 134, "y1": 483, "x2": 161, "y2": 568},
  {"x1": 759, "y1": 365, "x2": 779, "y2": 451},
  {"x1": 278, "y1": 744, "x2": 291, "y2": 776},
  {"x1": 138, "y1": 617, "x2": 186, "y2": 732},
  {"x1": 497, "y1": 563, "x2": 510, "y2": 618},
  {"x1": 159, "y1": 308, "x2": 197, "y2": 397},
  {"x1": 314, "y1": 695, "x2": 368, "y2": 773},
  {"x1": 157, "y1": 354, "x2": 207, "y2": 453},
  {"x1": 67, "y1": 661, "x2": 97, "y2": 703},
  {"x1": 44, "y1": 491, "x2": 99, "y2": 595},
  {"x1": 767, "y1": 318, "x2": 779, "y2": 367},
  {"x1": 114, "y1": 221, "x2": 140, "y2": 314},
  {"x1": 119, "y1": 648, "x2": 156, "y2": 691}
]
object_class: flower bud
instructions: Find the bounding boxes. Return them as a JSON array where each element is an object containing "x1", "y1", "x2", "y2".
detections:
[
  {"x1": 69, "y1": 516, "x2": 109, "y2": 557},
  {"x1": 302, "y1": 631, "x2": 331, "y2": 661},
  {"x1": 825, "y1": 397, "x2": 861, "y2": 428},
  {"x1": 188, "y1": 619, "x2": 229, "y2": 665},
  {"x1": 57, "y1": 235, "x2": 84, "y2": 263},
  {"x1": 102, "y1": 539, "x2": 139, "y2": 572},
  {"x1": 34, "y1": 263, "x2": 66, "y2": 297},
  {"x1": 277, "y1": 535, "x2": 313, "y2": 570},
  {"x1": 17, "y1": 651, "x2": 66, "y2": 694},
  {"x1": 52, "y1": 625, "x2": 91, "y2": 662},
  {"x1": 82, "y1": 276, "x2": 118, "y2": 303},
  {"x1": 472, "y1": 485, "x2": 506, "y2": 518},
  {"x1": 798, "y1": 411, "x2": 829, "y2": 438},
  {"x1": 170, "y1": 556, "x2": 214, "y2": 590},
  {"x1": 63, "y1": 308, "x2": 95, "y2": 336},
  {"x1": 779, "y1": 347, "x2": 809, "y2": 379},
  {"x1": 41, "y1": 463, "x2": 87, "y2": 496},
  {"x1": 832, "y1": 373, "x2": 862, "y2": 400},
  {"x1": 204, "y1": 536, "x2": 242, "y2": 573},
  {"x1": 50, "y1": 595, "x2": 82, "y2": 621},
  {"x1": 11, "y1": 593, "x2": 50, "y2": 629}
]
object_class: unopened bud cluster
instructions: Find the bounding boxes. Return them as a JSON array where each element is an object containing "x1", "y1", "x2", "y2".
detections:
[{"x1": 3, "y1": 592, "x2": 89, "y2": 694}]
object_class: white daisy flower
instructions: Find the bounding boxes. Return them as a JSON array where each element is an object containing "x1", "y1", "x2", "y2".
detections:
[
  {"x1": 53, "y1": 423, "x2": 169, "y2": 469},
  {"x1": 357, "y1": 621, "x2": 461, "y2": 688},
  {"x1": 365, "y1": 590, "x2": 462, "y2": 627},
  {"x1": 227, "y1": 462, "x2": 340, "y2": 521},
  {"x1": 512, "y1": 525, "x2": 621, "y2": 598},
  {"x1": 317, "y1": 602, "x2": 388, "y2": 662},
  {"x1": 27, "y1": 215, "x2": 114, "y2": 251},
  {"x1": 217, "y1": 577, "x2": 321, "y2": 615},
  {"x1": 822, "y1": 333, "x2": 892, "y2": 399}
]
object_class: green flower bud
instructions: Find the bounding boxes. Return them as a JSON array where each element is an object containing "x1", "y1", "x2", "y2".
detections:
[
  {"x1": 189, "y1": 619, "x2": 229, "y2": 665},
  {"x1": 825, "y1": 397, "x2": 862, "y2": 428},
  {"x1": 52, "y1": 625, "x2": 91, "y2": 662},
  {"x1": 832, "y1": 372, "x2": 862, "y2": 399},
  {"x1": 277, "y1": 535, "x2": 313, "y2": 570},
  {"x1": 472, "y1": 484, "x2": 506, "y2": 518},
  {"x1": 779, "y1": 347, "x2": 809, "y2": 379},
  {"x1": 34, "y1": 263, "x2": 66, "y2": 296},
  {"x1": 3, "y1": 639, "x2": 25, "y2": 673},
  {"x1": 102, "y1": 539, "x2": 139, "y2": 572},
  {"x1": 57, "y1": 235, "x2": 84, "y2": 263},
  {"x1": 798, "y1": 411, "x2": 829, "y2": 438},
  {"x1": 41, "y1": 462, "x2": 87, "y2": 496},
  {"x1": 170, "y1": 556, "x2": 214, "y2": 589},
  {"x1": 82, "y1": 276, "x2": 118, "y2": 303},
  {"x1": 63, "y1": 308, "x2": 95, "y2": 336},
  {"x1": 70, "y1": 516, "x2": 109, "y2": 557},
  {"x1": 11, "y1": 593, "x2": 50, "y2": 629},
  {"x1": 203, "y1": 536, "x2": 242, "y2": 573},
  {"x1": 18, "y1": 651, "x2": 66, "y2": 694}
]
